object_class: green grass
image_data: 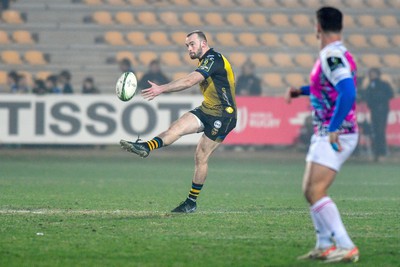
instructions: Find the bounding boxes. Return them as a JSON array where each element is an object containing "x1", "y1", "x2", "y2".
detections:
[{"x1": 0, "y1": 148, "x2": 399, "y2": 267}]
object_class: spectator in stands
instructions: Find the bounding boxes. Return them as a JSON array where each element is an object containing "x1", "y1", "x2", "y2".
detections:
[
  {"x1": 32, "y1": 79, "x2": 47, "y2": 95},
  {"x1": 138, "y1": 59, "x2": 170, "y2": 92},
  {"x1": 81, "y1": 77, "x2": 99, "y2": 94},
  {"x1": 236, "y1": 62, "x2": 262, "y2": 96},
  {"x1": 59, "y1": 70, "x2": 74, "y2": 94},
  {"x1": 364, "y1": 67, "x2": 394, "y2": 162},
  {"x1": 7, "y1": 71, "x2": 28, "y2": 94},
  {"x1": 46, "y1": 75, "x2": 61, "y2": 94},
  {"x1": 119, "y1": 58, "x2": 135, "y2": 74}
]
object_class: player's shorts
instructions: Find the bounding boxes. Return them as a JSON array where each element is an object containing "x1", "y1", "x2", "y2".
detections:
[
  {"x1": 190, "y1": 107, "x2": 236, "y2": 143},
  {"x1": 306, "y1": 133, "x2": 359, "y2": 172}
]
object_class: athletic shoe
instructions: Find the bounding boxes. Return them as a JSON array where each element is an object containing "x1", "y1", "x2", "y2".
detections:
[
  {"x1": 120, "y1": 139, "x2": 150, "y2": 158},
  {"x1": 297, "y1": 246, "x2": 336, "y2": 260},
  {"x1": 323, "y1": 247, "x2": 359, "y2": 263},
  {"x1": 171, "y1": 198, "x2": 197, "y2": 213}
]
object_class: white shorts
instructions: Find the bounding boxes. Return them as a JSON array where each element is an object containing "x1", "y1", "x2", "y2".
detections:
[{"x1": 306, "y1": 133, "x2": 359, "y2": 172}]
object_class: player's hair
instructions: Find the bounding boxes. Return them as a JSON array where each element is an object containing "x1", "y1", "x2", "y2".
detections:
[
  {"x1": 187, "y1": 30, "x2": 208, "y2": 42},
  {"x1": 316, "y1": 6, "x2": 343, "y2": 33}
]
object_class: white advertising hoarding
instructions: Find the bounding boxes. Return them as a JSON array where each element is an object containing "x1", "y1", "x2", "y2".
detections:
[{"x1": 0, "y1": 95, "x2": 203, "y2": 144}]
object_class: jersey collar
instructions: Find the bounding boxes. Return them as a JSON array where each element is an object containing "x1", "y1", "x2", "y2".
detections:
[{"x1": 199, "y1": 48, "x2": 213, "y2": 61}]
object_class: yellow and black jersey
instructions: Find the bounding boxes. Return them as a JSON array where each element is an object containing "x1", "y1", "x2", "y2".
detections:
[{"x1": 195, "y1": 48, "x2": 236, "y2": 118}]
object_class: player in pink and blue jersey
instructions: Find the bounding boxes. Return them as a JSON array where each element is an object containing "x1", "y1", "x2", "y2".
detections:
[{"x1": 285, "y1": 7, "x2": 359, "y2": 263}]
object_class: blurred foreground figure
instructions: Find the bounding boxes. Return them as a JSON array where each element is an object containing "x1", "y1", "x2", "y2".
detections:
[{"x1": 285, "y1": 7, "x2": 359, "y2": 263}]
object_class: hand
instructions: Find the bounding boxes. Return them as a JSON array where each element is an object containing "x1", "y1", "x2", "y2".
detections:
[
  {"x1": 284, "y1": 87, "x2": 301, "y2": 104},
  {"x1": 141, "y1": 81, "x2": 163, "y2": 101},
  {"x1": 329, "y1": 131, "x2": 342, "y2": 152}
]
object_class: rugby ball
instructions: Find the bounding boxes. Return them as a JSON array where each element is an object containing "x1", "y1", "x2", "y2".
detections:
[{"x1": 116, "y1": 72, "x2": 137, "y2": 101}]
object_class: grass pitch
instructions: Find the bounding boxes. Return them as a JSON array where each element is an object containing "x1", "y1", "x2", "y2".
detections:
[{"x1": 0, "y1": 147, "x2": 399, "y2": 267}]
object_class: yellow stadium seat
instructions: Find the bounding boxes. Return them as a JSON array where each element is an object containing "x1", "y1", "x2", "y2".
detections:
[
  {"x1": 387, "y1": 0, "x2": 400, "y2": 8},
  {"x1": 237, "y1": 33, "x2": 259, "y2": 47},
  {"x1": 2, "y1": 10, "x2": 24, "y2": 24},
  {"x1": 159, "y1": 12, "x2": 181, "y2": 26},
  {"x1": 1, "y1": 50, "x2": 23, "y2": 64},
  {"x1": 285, "y1": 73, "x2": 306, "y2": 86},
  {"x1": 379, "y1": 15, "x2": 398, "y2": 28},
  {"x1": 294, "y1": 53, "x2": 315, "y2": 68},
  {"x1": 228, "y1": 52, "x2": 248, "y2": 67},
  {"x1": 181, "y1": 52, "x2": 199, "y2": 67},
  {"x1": 182, "y1": 12, "x2": 203, "y2": 27},
  {"x1": 138, "y1": 51, "x2": 158, "y2": 66},
  {"x1": 347, "y1": 34, "x2": 369, "y2": 48},
  {"x1": 248, "y1": 13, "x2": 268, "y2": 27},
  {"x1": 148, "y1": 31, "x2": 171, "y2": 46},
  {"x1": 263, "y1": 73, "x2": 284, "y2": 89},
  {"x1": 270, "y1": 13, "x2": 290, "y2": 27},
  {"x1": 369, "y1": 35, "x2": 391, "y2": 48},
  {"x1": 0, "y1": 71, "x2": 7, "y2": 85},
  {"x1": 282, "y1": 33, "x2": 303, "y2": 47},
  {"x1": 215, "y1": 32, "x2": 236, "y2": 46},
  {"x1": 291, "y1": 14, "x2": 311, "y2": 28},
  {"x1": 104, "y1": 31, "x2": 126, "y2": 45},
  {"x1": 126, "y1": 31, "x2": 148, "y2": 46},
  {"x1": 84, "y1": 0, "x2": 102, "y2": 4},
  {"x1": 259, "y1": 33, "x2": 280, "y2": 47},
  {"x1": 250, "y1": 53, "x2": 271, "y2": 67},
  {"x1": 382, "y1": 54, "x2": 400, "y2": 68},
  {"x1": 343, "y1": 15, "x2": 356, "y2": 28},
  {"x1": 303, "y1": 33, "x2": 318, "y2": 47},
  {"x1": 24, "y1": 51, "x2": 48, "y2": 65},
  {"x1": 226, "y1": 13, "x2": 246, "y2": 27},
  {"x1": 115, "y1": 12, "x2": 135, "y2": 25},
  {"x1": 204, "y1": 13, "x2": 225, "y2": 26},
  {"x1": 35, "y1": 71, "x2": 52, "y2": 80},
  {"x1": 137, "y1": 12, "x2": 158, "y2": 26},
  {"x1": 0, "y1": 31, "x2": 11, "y2": 44},
  {"x1": 360, "y1": 54, "x2": 382, "y2": 68},
  {"x1": 357, "y1": 15, "x2": 377, "y2": 28},
  {"x1": 160, "y1": 52, "x2": 182, "y2": 67},
  {"x1": 271, "y1": 53, "x2": 293, "y2": 67},
  {"x1": 12, "y1": 30, "x2": 35, "y2": 44},
  {"x1": 171, "y1": 31, "x2": 187, "y2": 45},
  {"x1": 116, "y1": 51, "x2": 138, "y2": 65},
  {"x1": 92, "y1": 11, "x2": 113, "y2": 25}
]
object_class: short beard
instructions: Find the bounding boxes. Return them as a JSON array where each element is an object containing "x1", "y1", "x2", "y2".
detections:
[{"x1": 190, "y1": 47, "x2": 202, "y2": 59}]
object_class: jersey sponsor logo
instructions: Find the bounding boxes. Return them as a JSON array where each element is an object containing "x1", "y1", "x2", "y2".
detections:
[
  {"x1": 225, "y1": 106, "x2": 234, "y2": 114},
  {"x1": 198, "y1": 58, "x2": 215, "y2": 72},
  {"x1": 327, "y1": 56, "x2": 345, "y2": 71},
  {"x1": 213, "y1": 120, "x2": 222, "y2": 129}
]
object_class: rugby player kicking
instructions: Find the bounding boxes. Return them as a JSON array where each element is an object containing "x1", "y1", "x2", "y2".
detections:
[
  {"x1": 120, "y1": 30, "x2": 237, "y2": 213},
  {"x1": 285, "y1": 7, "x2": 360, "y2": 263}
]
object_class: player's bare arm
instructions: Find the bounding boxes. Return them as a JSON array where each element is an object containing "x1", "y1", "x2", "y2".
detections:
[
  {"x1": 284, "y1": 87, "x2": 302, "y2": 104},
  {"x1": 142, "y1": 71, "x2": 204, "y2": 101}
]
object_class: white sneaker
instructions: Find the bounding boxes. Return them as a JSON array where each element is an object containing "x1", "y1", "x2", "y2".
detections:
[{"x1": 323, "y1": 246, "x2": 359, "y2": 263}]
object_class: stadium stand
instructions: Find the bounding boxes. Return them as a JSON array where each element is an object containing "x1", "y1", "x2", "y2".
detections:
[{"x1": 0, "y1": 0, "x2": 398, "y2": 94}]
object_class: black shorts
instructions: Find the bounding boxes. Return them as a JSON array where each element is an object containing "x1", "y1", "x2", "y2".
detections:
[{"x1": 190, "y1": 108, "x2": 237, "y2": 142}]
